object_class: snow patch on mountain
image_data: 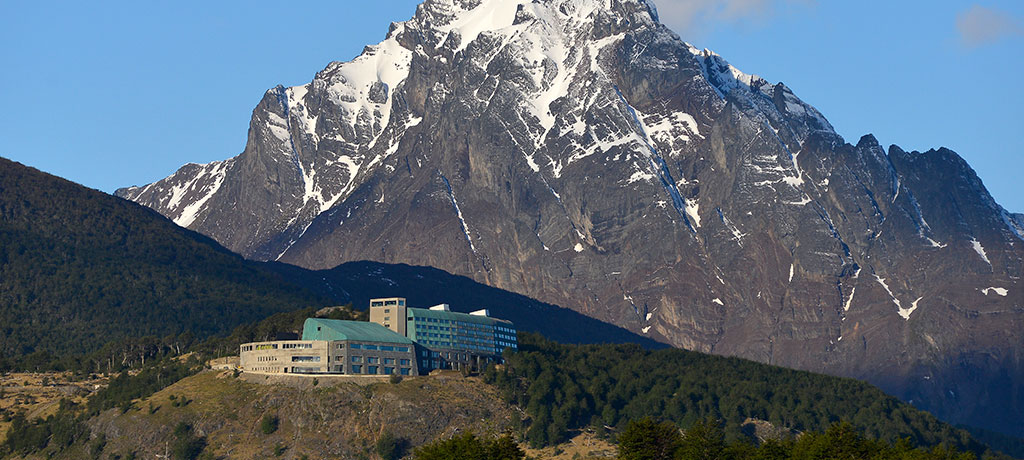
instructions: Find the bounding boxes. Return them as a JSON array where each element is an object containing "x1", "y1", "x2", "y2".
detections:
[
  {"x1": 970, "y1": 238, "x2": 991, "y2": 265},
  {"x1": 685, "y1": 198, "x2": 701, "y2": 228},
  {"x1": 322, "y1": 24, "x2": 413, "y2": 135},
  {"x1": 1002, "y1": 208, "x2": 1024, "y2": 241},
  {"x1": 172, "y1": 161, "x2": 230, "y2": 227},
  {"x1": 843, "y1": 286, "x2": 856, "y2": 312},
  {"x1": 981, "y1": 287, "x2": 1008, "y2": 296},
  {"x1": 717, "y1": 209, "x2": 746, "y2": 244},
  {"x1": 440, "y1": 172, "x2": 477, "y2": 254},
  {"x1": 899, "y1": 296, "x2": 922, "y2": 321},
  {"x1": 436, "y1": 0, "x2": 522, "y2": 53},
  {"x1": 689, "y1": 46, "x2": 764, "y2": 98},
  {"x1": 642, "y1": 110, "x2": 702, "y2": 147},
  {"x1": 874, "y1": 275, "x2": 903, "y2": 313}
]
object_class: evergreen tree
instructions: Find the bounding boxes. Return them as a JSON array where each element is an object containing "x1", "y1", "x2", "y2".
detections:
[
  {"x1": 676, "y1": 418, "x2": 727, "y2": 460},
  {"x1": 617, "y1": 417, "x2": 684, "y2": 460}
]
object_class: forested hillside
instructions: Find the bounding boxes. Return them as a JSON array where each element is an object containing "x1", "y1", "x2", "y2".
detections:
[
  {"x1": 485, "y1": 334, "x2": 1015, "y2": 457},
  {"x1": 0, "y1": 157, "x2": 329, "y2": 362}
]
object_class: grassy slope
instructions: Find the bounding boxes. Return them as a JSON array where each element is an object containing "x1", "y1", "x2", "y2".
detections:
[{"x1": 63, "y1": 371, "x2": 514, "y2": 459}]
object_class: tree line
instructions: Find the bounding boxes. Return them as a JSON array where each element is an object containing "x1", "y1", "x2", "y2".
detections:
[
  {"x1": 617, "y1": 417, "x2": 1006, "y2": 460},
  {"x1": 483, "y1": 333, "x2": 1006, "y2": 457}
]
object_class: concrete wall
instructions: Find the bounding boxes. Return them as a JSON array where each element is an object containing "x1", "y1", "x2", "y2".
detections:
[
  {"x1": 239, "y1": 340, "x2": 329, "y2": 374},
  {"x1": 240, "y1": 339, "x2": 418, "y2": 376},
  {"x1": 370, "y1": 300, "x2": 407, "y2": 337}
]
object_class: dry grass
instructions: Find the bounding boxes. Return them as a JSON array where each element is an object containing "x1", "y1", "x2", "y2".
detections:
[
  {"x1": 523, "y1": 431, "x2": 617, "y2": 459},
  {"x1": 0, "y1": 372, "x2": 109, "y2": 443},
  {"x1": 74, "y1": 369, "x2": 517, "y2": 459}
]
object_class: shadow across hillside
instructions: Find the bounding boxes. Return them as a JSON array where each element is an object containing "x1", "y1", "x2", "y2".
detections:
[{"x1": 265, "y1": 260, "x2": 668, "y2": 349}]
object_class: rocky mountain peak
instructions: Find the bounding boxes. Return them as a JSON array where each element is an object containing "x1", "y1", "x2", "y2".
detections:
[{"x1": 117, "y1": 0, "x2": 1024, "y2": 437}]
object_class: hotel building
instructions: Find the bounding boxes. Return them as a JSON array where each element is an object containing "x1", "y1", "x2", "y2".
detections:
[{"x1": 238, "y1": 297, "x2": 516, "y2": 376}]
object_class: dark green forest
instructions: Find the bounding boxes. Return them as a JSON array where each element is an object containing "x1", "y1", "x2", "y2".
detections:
[
  {"x1": 484, "y1": 334, "x2": 1013, "y2": 458},
  {"x1": 0, "y1": 157, "x2": 331, "y2": 364},
  {"x1": 616, "y1": 417, "x2": 991, "y2": 460}
]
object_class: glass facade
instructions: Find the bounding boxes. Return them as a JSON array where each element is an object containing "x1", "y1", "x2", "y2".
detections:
[{"x1": 405, "y1": 308, "x2": 517, "y2": 355}]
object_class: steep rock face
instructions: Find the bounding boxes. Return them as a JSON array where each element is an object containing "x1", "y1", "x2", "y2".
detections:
[{"x1": 117, "y1": 0, "x2": 1024, "y2": 435}]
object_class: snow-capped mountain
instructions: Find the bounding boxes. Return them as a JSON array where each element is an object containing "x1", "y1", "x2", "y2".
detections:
[{"x1": 117, "y1": 0, "x2": 1023, "y2": 436}]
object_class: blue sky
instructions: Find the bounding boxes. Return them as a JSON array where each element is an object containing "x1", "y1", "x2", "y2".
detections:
[{"x1": 1, "y1": 1, "x2": 1021, "y2": 211}]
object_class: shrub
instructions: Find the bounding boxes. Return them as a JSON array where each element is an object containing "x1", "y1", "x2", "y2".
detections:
[
  {"x1": 413, "y1": 432, "x2": 524, "y2": 460},
  {"x1": 89, "y1": 433, "x2": 107, "y2": 459},
  {"x1": 376, "y1": 431, "x2": 408, "y2": 460},
  {"x1": 260, "y1": 414, "x2": 279, "y2": 435}
]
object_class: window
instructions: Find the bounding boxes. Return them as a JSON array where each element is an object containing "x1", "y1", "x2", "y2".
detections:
[
  {"x1": 291, "y1": 356, "x2": 320, "y2": 362},
  {"x1": 383, "y1": 367, "x2": 394, "y2": 374},
  {"x1": 397, "y1": 347, "x2": 409, "y2": 353},
  {"x1": 384, "y1": 309, "x2": 390, "y2": 313},
  {"x1": 367, "y1": 357, "x2": 379, "y2": 364},
  {"x1": 351, "y1": 365, "x2": 362, "y2": 373},
  {"x1": 382, "y1": 358, "x2": 394, "y2": 365},
  {"x1": 421, "y1": 359, "x2": 429, "y2": 368},
  {"x1": 351, "y1": 356, "x2": 362, "y2": 363},
  {"x1": 336, "y1": 344, "x2": 344, "y2": 349},
  {"x1": 350, "y1": 344, "x2": 362, "y2": 349},
  {"x1": 380, "y1": 346, "x2": 394, "y2": 351},
  {"x1": 400, "y1": 368, "x2": 411, "y2": 375},
  {"x1": 334, "y1": 365, "x2": 344, "y2": 373},
  {"x1": 364, "y1": 345, "x2": 378, "y2": 350},
  {"x1": 399, "y1": 359, "x2": 410, "y2": 366},
  {"x1": 368, "y1": 365, "x2": 378, "y2": 374},
  {"x1": 399, "y1": 300, "x2": 405, "y2": 306}
]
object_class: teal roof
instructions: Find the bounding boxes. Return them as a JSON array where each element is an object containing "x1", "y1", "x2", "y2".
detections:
[
  {"x1": 407, "y1": 307, "x2": 514, "y2": 327},
  {"x1": 301, "y1": 318, "x2": 414, "y2": 344}
]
